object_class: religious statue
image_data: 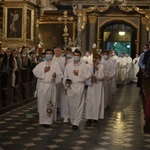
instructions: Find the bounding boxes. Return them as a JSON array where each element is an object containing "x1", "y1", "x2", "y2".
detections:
[{"x1": 67, "y1": 37, "x2": 75, "y2": 47}]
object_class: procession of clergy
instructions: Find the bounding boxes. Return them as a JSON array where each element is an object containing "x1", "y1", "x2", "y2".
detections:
[{"x1": 33, "y1": 47, "x2": 139, "y2": 130}]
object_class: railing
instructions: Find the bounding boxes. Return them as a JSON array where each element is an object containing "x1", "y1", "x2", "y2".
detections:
[{"x1": 0, "y1": 69, "x2": 37, "y2": 114}]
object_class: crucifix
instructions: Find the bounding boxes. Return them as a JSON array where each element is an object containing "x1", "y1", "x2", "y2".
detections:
[
  {"x1": 58, "y1": 10, "x2": 73, "y2": 48},
  {"x1": 58, "y1": 11, "x2": 73, "y2": 94}
]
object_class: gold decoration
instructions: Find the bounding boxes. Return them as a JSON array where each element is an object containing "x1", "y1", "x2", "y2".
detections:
[
  {"x1": 88, "y1": 16, "x2": 97, "y2": 24},
  {"x1": 84, "y1": 5, "x2": 110, "y2": 13},
  {"x1": 84, "y1": 4, "x2": 150, "y2": 31},
  {"x1": 97, "y1": 5, "x2": 110, "y2": 12},
  {"x1": 86, "y1": 6, "x2": 97, "y2": 13},
  {"x1": 73, "y1": 6, "x2": 87, "y2": 30},
  {"x1": 141, "y1": 17, "x2": 150, "y2": 31},
  {"x1": 46, "y1": 100, "x2": 54, "y2": 117},
  {"x1": 58, "y1": 11, "x2": 73, "y2": 47},
  {"x1": 2, "y1": 2, "x2": 34, "y2": 48},
  {"x1": 119, "y1": 5, "x2": 134, "y2": 12},
  {"x1": 99, "y1": 0, "x2": 126, "y2": 5}
]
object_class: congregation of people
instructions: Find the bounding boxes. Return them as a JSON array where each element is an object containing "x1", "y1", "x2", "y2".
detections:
[{"x1": 0, "y1": 44, "x2": 147, "y2": 130}]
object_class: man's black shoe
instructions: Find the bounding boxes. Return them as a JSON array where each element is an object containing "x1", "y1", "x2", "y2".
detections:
[
  {"x1": 92, "y1": 120, "x2": 98, "y2": 126},
  {"x1": 41, "y1": 124, "x2": 50, "y2": 128},
  {"x1": 85, "y1": 119, "x2": 92, "y2": 124},
  {"x1": 85, "y1": 119, "x2": 92, "y2": 126},
  {"x1": 72, "y1": 125, "x2": 79, "y2": 130},
  {"x1": 44, "y1": 124, "x2": 50, "y2": 128}
]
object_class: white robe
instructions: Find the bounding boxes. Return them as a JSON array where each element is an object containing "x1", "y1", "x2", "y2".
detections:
[
  {"x1": 82, "y1": 55, "x2": 93, "y2": 64},
  {"x1": 85, "y1": 63, "x2": 105, "y2": 120},
  {"x1": 109, "y1": 57, "x2": 118, "y2": 93},
  {"x1": 101, "y1": 59, "x2": 116, "y2": 108},
  {"x1": 59, "y1": 58, "x2": 73, "y2": 120},
  {"x1": 113, "y1": 55, "x2": 120, "y2": 84},
  {"x1": 33, "y1": 60, "x2": 63, "y2": 125},
  {"x1": 63, "y1": 60, "x2": 91, "y2": 126},
  {"x1": 118, "y1": 57, "x2": 128, "y2": 84},
  {"x1": 52, "y1": 55, "x2": 65, "y2": 108},
  {"x1": 132, "y1": 57, "x2": 139, "y2": 82},
  {"x1": 126, "y1": 56, "x2": 133, "y2": 83}
]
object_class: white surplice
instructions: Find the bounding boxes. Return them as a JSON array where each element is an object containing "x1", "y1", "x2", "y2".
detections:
[
  {"x1": 33, "y1": 60, "x2": 63, "y2": 125},
  {"x1": 101, "y1": 59, "x2": 116, "y2": 108},
  {"x1": 63, "y1": 60, "x2": 91, "y2": 126},
  {"x1": 52, "y1": 55, "x2": 65, "y2": 108},
  {"x1": 59, "y1": 58, "x2": 73, "y2": 120},
  {"x1": 126, "y1": 56, "x2": 133, "y2": 83},
  {"x1": 109, "y1": 56, "x2": 118, "y2": 93},
  {"x1": 85, "y1": 63, "x2": 105, "y2": 120},
  {"x1": 82, "y1": 55, "x2": 93, "y2": 64},
  {"x1": 118, "y1": 57, "x2": 128, "y2": 84},
  {"x1": 132, "y1": 57, "x2": 139, "y2": 82},
  {"x1": 113, "y1": 55, "x2": 120, "y2": 84}
]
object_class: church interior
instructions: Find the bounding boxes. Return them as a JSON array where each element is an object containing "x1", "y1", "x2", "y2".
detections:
[{"x1": 1, "y1": 0, "x2": 150, "y2": 149}]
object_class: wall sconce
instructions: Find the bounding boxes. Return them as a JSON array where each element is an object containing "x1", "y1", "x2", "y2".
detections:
[{"x1": 119, "y1": 31, "x2": 125, "y2": 36}]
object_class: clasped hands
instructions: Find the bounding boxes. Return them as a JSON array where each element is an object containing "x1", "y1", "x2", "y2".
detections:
[
  {"x1": 73, "y1": 70, "x2": 79, "y2": 76},
  {"x1": 44, "y1": 66, "x2": 50, "y2": 73},
  {"x1": 44, "y1": 66, "x2": 56, "y2": 78}
]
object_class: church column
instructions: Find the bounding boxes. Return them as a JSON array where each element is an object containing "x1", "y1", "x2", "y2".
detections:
[
  {"x1": 76, "y1": 5, "x2": 83, "y2": 50},
  {"x1": 77, "y1": 15, "x2": 82, "y2": 48},
  {"x1": 82, "y1": 17, "x2": 87, "y2": 52},
  {"x1": 88, "y1": 16, "x2": 97, "y2": 51}
]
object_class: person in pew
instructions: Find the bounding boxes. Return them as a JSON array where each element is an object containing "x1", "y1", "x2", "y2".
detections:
[
  {"x1": 20, "y1": 46, "x2": 31, "y2": 99},
  {"x1": 12, "y1": 49, "x2": 22, "y2": 70},
  {"x1": 0, "y1": 48, "x2": 5, "y2": 69},
  {"x1": 33, "y1": 49, "x2": 63, "y2": 128},
  {"x1": 137, "y1": 44, "x2": 149, "y2": 88},
  {"x1": 12, "y1": 49, "x2": 21, "y2": 102},
  {"x1": 20, "y1": 46, "x2": 31, "y2": 69},
  {"x1": 29, "y1": 51, "x2": 38, "y2": 96},
  {"x1": 1, "y1": 48, "x2": 17, "y2": 105}
]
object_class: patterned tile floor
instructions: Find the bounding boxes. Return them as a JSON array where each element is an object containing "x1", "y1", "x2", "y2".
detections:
[{"x1": 0, "y1": 83, "x2": 150, "y2": 150}]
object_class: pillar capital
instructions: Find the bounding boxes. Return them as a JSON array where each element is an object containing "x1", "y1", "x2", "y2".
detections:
[{"x1": 88, "y1": 16, "x2": 97, "y2": 24}]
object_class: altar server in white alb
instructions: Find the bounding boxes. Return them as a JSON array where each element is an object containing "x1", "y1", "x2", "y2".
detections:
[
  {"x1": 33, "y1": 49, "x2": 63, "y2": 128},
  {"x1": 63, "y1": 49, "x2": 91, "y2": 130},
  {"x1": 59, "y1": 47, "x2": 74, "y2": 123},
  {"x1": 53, "y1": 47, "x2": 65, "y2": 108},
  {"x1": 101, "y1": 50, "x2": 116, "y2": 109},
  {"x1": 132, "y1": 53, "x2": 139, "y2": 82},
  {"x1": 125, "y1": 53, "x2": 133, "y2": 84},
  {"x1": 118, "y1": 53, "x2": 128, "y2": 84},
  {"x1": 85, "y1": 54, "x2": 105, "y2": 126}
]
